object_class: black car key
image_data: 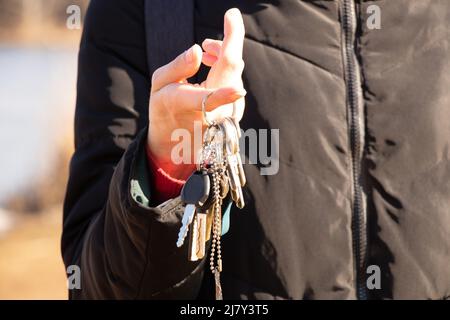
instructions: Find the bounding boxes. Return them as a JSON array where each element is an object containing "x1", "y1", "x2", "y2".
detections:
[{"x1": 176, "y1": 170, "x2": 210, "y2": 247}]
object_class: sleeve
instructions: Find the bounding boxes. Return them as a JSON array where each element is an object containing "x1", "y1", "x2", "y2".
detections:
[
  {"x1": 146, "y1": 144, "x2": 185, "y2": 205},
  {"x1": 61, "y1": 0, "x2": 204, "y2": 299}
]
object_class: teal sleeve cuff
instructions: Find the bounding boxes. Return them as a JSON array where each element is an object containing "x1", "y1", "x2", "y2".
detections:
[{"x1": 130, "y1": 146, "x2": 152, "y2": 208}]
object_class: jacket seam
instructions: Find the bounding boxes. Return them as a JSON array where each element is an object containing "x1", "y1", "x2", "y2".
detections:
[{"x1": 244, "y1": 34, "x2": 342, "y2": 79}]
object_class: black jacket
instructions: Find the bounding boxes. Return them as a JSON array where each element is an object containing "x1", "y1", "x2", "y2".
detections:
[{"x1": 62, "y1": 0, "x2": 450, "y2": 299}]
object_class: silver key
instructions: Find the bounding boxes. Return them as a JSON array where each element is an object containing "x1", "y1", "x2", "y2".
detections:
[
  {"x1": 220, "y1": 119, "x2": 245, "y2": 208},
  {"x1": 176, "y1": 170, "x2": 211, "y2": 247},
  {"x1": 228, "y1": 154, "x2": 245, "y2": 208},
  {"x1": 177, "y1": 204, "x2": 196, "y2": 247},
  {"x1": 225, "y1": 117, "x2": 246, "y2": 187},
  {"x1": 226, "y1": 151, "x2": 240, "y2": 191},
  {"x1": 236, "y1": 153, "x2": 246, "y2": 187}
]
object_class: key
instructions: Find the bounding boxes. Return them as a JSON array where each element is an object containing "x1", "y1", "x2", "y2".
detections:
[
  {"x1": 220, "y1": 121, "x2": 245, "y2": 208},
  {"x1": 228, "y1": 169, "x2": 245, "y2": 208},
  {"x1": 188, "y1": 213, "x2": 199, "y2": 260},
  {"x1": 211, "y1": 125, "x2": 226, "y2": 165},
  {"x1": 220, "y1": 174, "x2": 230, "y2": 199},
  {"x1": 224, "y1": 117, "x2": 246, "y2": 187},
  {"x1": 188, "y1": 211, "x2": 207, "y2": 261},
  {"x1": 176, "y1": 170, "x2": 210, "y2": 247},
  {"x1": 226, "y1": 151, "x2": 240, "y2": 192},
  {"x1": 227, "y1": 153, "x2": 245, "y2": 207},
  {"x1": 235, "y1": 151, "x2": 246, "y2": 186},
  {"x1": 223, "y1": 118, "x2": 246, "y2": 207},
  {"x1": 198, "y1": 170, "x2": 218, "y2": 212},
  {"x1": 196, "y1": 212, "x2": 207, "y2": 258},
  {"x1": 177, "y1": 204, "x2": 195, "y2": 248},
  {"x1": 217, "y1": 122, "x2": 235, "y2": 180}
]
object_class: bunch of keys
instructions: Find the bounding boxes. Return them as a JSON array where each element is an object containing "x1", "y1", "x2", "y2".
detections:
[{"x1": 175, "y1": 97, "x2": 246, "y2": 299}]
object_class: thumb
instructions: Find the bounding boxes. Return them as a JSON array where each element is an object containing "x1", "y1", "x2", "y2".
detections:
[{"x1": 151, "y1": 44, "x2": 202, "y2": 93}]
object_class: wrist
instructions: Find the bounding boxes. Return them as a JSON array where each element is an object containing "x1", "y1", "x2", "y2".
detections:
[{"x1": 146, "y1": 143, "x2": 196, "y2": 181}]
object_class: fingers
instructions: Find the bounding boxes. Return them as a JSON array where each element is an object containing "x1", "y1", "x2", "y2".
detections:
[
  {"x1": 221, "y1": 8, "x2": 245, "y2": 71},
  {"x1": 202, "y1": 53, "x2": 218, "y2": 67},
  {"x1": 202, "y1": 87, "x2": 246, "y2": 112},
  {"x1": 202, "y1": 39, "x2": 222, "y2": 57},
  {"x1": 162, "y1": 83, "x2": 246, "y2": 113},
  {"x1": 151, "y1": 44, "x2": 203, "y2": 93},
  {"x1": 202, "y1": 39, "x2": 222, "y2": 66}
]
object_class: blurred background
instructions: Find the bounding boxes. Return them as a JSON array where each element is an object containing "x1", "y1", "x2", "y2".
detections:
[{"x1": 0, "y1": 0, "x2": 89, "y2": 299}]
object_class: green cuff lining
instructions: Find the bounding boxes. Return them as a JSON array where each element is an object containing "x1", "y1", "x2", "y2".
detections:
[
  {"x1": 130, "y1": 146, "x2": 152, "y2": 208},
  {"x1": 129, "y1": 142, "x2": 233, "y2": 235}
]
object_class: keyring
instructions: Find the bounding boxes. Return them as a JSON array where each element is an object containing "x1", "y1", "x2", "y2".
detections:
[
  {"x1": 202, "y1": 91, "x2": 238, "y2": 126},
  {"x1": 202, "y1": 92, "x2": 215, "y2": 126},
  {"x1": 231, "y1": 101, "x2": 238, "y2": 119}
]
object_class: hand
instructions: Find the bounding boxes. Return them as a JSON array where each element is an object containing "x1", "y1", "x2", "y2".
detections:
[{"x1": 147, "y1": 8, "x2": 246, "y2": 180}]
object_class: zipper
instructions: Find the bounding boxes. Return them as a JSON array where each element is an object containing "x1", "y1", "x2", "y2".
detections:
[{"x1": 341, "y1": 0, "x2": 368, "y2": 300}]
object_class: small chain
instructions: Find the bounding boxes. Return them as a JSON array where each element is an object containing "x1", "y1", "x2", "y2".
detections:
[
  {"x1": 209, "y1": 161, "x2": 223, "y2": 274},
  {"x1": 202, "y1": 125, "x2": 226, "y2": 299}
]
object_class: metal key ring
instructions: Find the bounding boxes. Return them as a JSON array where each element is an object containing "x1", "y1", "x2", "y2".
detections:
[
  {"x1": 231, "y1": 101, "x2": 238, "y2": 120},
  {"x1": 202, "y1": 91, "x2": 238, "y2": 126},
  {"x1": 202, "y1": 92, "x2": 215, "y2": 126}
]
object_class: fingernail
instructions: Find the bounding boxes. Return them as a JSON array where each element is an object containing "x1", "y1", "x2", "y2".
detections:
[
  {"x1": 185, "y1": 48, "x2": 193, "y2": 63},
  {"x1": 235, "y1": 88, "x2": 247, "y2": 97},
  {"x1": 185, "y1": 46, "x2": 195, "y2": 63}
]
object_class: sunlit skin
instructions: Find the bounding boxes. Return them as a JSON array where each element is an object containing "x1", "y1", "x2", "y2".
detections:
[{"x1": 147, "y1": 8, "x2": 246, "y2": 180}]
